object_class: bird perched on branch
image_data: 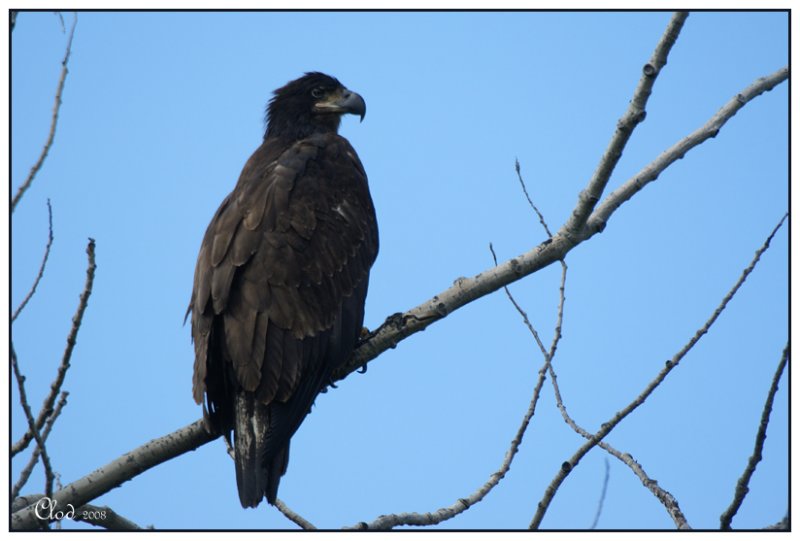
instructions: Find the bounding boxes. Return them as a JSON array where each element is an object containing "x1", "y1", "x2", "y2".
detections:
[{"x1": 188, "y1": 72, "x2": 379, "y2": 508}]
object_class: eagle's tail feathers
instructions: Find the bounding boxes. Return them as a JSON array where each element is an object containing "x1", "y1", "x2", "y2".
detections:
[{"x1": 234, "y1": 392, "x2": 269, "y2": 508}]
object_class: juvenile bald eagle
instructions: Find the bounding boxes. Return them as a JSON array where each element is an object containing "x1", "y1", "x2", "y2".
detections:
[{"x1": 188, "y1": 72, "x2": 379, "y2": 508}]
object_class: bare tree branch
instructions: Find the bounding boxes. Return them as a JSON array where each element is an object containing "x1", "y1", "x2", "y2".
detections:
[
  {"x1": 562, "y1": 11, "x2": 688, "y2": 239},
  {"x1": 589, "y1": 458, "x2": 610, "y2": 529},
  {"x1": 720, "y1": 343, "x2": 789, "y2": 529},
  {"x1": 54, "y1": 11, "x2": 66, "y2": 33},
  {"x1": 11, "y1": 12, "x2": 77, "y2": 212},
  {"x1": 529, "y1": 213, "x2": 787, "y2": 529},
  {"x1": 585, "y1": 65, "x2": 789, "y2": 238},
  {"x1": 11, "y1": 344, "x2": 56, "y2": 500},
  {"x1": 12, "y1": 391, "x2": 68, "y2": 500},
  {"x1": 275, "y1": 499, "x2": 317, "y2": 530},
  {"x1": 12, "y1": 238, "x2": 96, "y2": 457},
  {"x1": 12, "y1": 419, "x2": 216, "y2": 530},
  {"x1": 515, "y1": 159, "x2": 553, "y2": 238},
  {"x1": 12, "y1": 199, "x2": 54, "y2": 323}
]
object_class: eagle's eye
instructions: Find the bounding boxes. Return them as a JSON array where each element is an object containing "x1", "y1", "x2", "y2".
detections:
[{"x1": 311, "y1": 87, "x2": 325, "y2": 99}]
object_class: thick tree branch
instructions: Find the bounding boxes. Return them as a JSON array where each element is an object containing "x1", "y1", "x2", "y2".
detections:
[
  {"x1": 12, "y1": 419, "x2": 216, "y2": 530},
  {"x1": 11, "y1": 13, "x2": 77, "y2": 212},
  {"x1": 719, "y1": 343, "x2": 789, "y2": 529},
  {"x1": 529, "y1": 213, "x2": 787, "y2": 529},
  {"x1": 12, "y1": 199, "x2": 54, "y2": 322},
  {"x1": 12, "y1": 238, "x2": 96, "y2": 458},
  {"x1": 562, "y1": 11, "x2": 688, "y2": 239}
]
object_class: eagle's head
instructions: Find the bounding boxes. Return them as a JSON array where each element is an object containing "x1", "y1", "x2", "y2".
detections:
[{"x1": 265, "y1": 72, "x2": 366, "y2": 140}]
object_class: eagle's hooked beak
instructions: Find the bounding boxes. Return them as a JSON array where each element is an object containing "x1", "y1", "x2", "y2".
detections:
[{"x1": 315, "y1": 87, "x2": 366, "y2": 122}]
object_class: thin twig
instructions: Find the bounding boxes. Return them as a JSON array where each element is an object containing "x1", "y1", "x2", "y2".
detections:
[
  {"x1": 546, "y1": 261, "x2": 567, "y2": 361},
  {"x1": 563, "y1": 11, "x2": 688, "y2": 239},
  {"x1": 12, "y1": 238, "x2": 96, "y2": 457},
  {"x1": 530, "y1": 213, "x2": 787, "y2": 529},
  {"x1": 54, "y1": 11, "x2": 66, "y2": 33},
  {"x1": 720, "y1": 343, "x2": 789, "y2": 529},
  {"x1": 13, "y1": 199, "x2": 55, "y2": 322},
  {"x1": 12, "y1": 12, "x2": 77, "y2": 212},
  {"x1": 589, "y1": 458, "x2": 610, "y2": 529},
  {"x1": 12, "y1": 391, "x2": 68, "y2": 500},
  {"x1": 275, "y1": 499, "x2": 317, "y2": 530},
  {"x1": 11, "y1": 344, "x2": 56, "y2": 499},
  {"x1": 515, "y1": 159, "x2": 553, "y2": 238}
]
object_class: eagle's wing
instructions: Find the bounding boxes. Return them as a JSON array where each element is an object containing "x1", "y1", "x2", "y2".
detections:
[{"x1": 189, "y1": 132, "x2": 378, "y2": 504}]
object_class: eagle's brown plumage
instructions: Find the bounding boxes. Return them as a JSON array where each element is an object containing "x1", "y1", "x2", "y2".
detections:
[{"x1": 188, "y1": 72, "x2": 378, "y2": 508}]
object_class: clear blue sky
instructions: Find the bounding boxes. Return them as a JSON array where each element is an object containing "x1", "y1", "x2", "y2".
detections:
[{"x1": 11, "y1": 11, "x2": 788, "y2": 530}]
